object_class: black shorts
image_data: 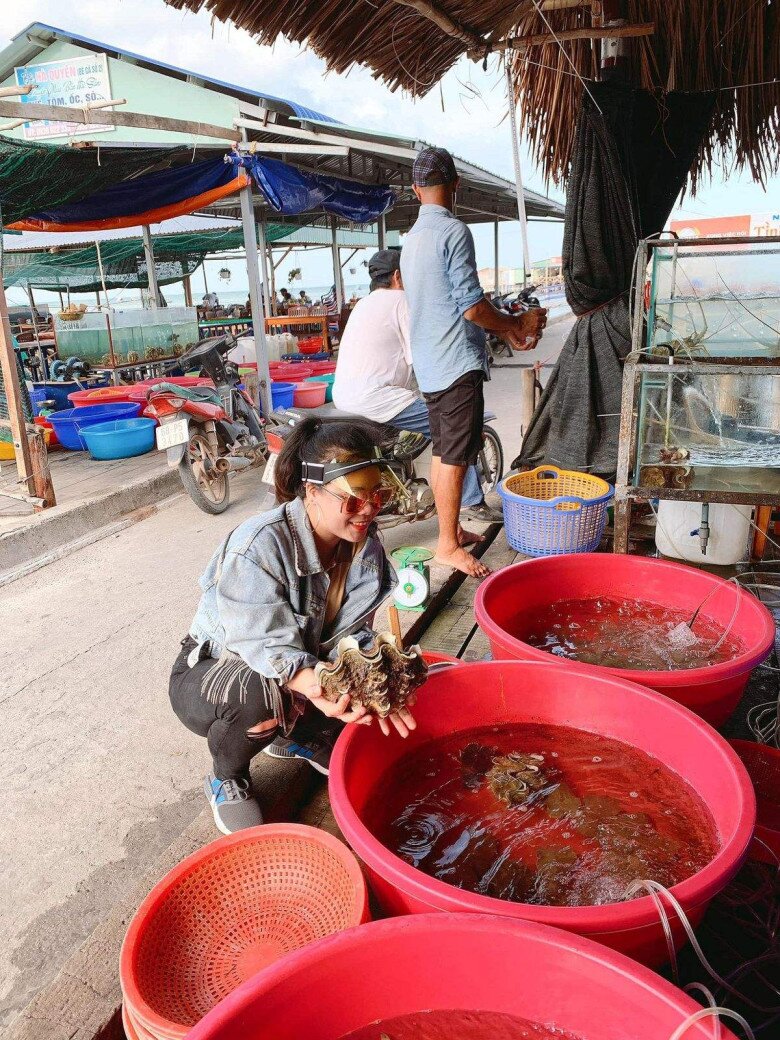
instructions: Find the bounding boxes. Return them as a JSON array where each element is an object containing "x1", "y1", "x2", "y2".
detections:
[{"x1": 423, "y1": 370, "x2": 485, "y2": 467}]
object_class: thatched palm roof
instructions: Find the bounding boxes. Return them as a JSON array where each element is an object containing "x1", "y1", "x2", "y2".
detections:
[{"x1": 165, "y1": 0, "x2": 779, "y2": 190}]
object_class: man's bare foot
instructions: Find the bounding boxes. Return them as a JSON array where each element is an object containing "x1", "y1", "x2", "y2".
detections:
[
  {"x1": 434, "y1": 545, "x2": 492, "y2": 578},
  {"x1": 458, "y1": 525, "x2": 485, "y2": 547}
]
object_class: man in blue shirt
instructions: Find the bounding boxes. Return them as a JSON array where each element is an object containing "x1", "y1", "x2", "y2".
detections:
[{"x1": 401, "y1": 147, "x2": 547, "y2": 576}]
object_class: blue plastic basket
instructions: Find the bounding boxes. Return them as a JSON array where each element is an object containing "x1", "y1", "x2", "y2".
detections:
[
  {"x1": 271, "y1": 382, "x2": 295, "y2": 410},
  {"x1": 499, "y1": 466, "x2": 614, "y2": 557},
  {"x1": 82, "y1": 418, "x2": 156, "y2": 460},
  {"x1": 47, "y1": 403, "x2": 142, "y2": 450}
]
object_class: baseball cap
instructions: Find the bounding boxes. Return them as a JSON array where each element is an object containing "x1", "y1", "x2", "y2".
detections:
[
  {"x1": 368, "y1": 248, "x2": 401, "y2": 280},
  {"x1": 412, "y1": 146, "x2": 458, "y2": 187}
]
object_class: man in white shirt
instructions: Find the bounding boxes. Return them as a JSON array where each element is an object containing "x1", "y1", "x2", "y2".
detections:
[{"x1": 333, "y1": 249, "x2": 499, "y2": 521}]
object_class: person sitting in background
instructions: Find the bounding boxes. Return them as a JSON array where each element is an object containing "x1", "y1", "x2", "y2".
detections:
[
  {"x1": 298, "y1": 290, "x2": 312, "y2": 306},
  {"x1": 169, "y1": 418, "x2": 414, "y2": 834},
  {"x1": 332, "y1": 249, "x2": 500, "y2": 526},
  {"x1": 278, "y1": 288, "x2": 293, "y2": 312}
]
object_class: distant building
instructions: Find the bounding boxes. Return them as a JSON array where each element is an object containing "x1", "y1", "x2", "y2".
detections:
[
  {"x1": 669, "y1": 214, "x2": 780, "y2": 238},
  {"x1": 478, "y1": 266, "x2": 516, "y2": 293}
]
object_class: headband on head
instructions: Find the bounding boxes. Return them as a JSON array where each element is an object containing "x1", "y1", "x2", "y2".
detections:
[{"x1": 301, "y1": 448, "x2": 388, "y2": 486}]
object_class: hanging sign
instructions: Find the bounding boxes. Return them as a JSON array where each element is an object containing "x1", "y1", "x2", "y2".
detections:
[{"x1": 14, "y1": 53, "x2": 113, "y2": 141}]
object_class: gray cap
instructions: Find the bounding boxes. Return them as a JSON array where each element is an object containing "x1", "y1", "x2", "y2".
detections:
[
  {"x1": 412, "y1": 146, "x2": 458, "y2": 187},
  {"x1": 368, "y1": 248, "x2": 401, "y2": 280}
]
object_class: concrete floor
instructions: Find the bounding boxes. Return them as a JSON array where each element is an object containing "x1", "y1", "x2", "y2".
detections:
[{"x1": 0, "y1": 319, "x2": 574, "y2": 1026}]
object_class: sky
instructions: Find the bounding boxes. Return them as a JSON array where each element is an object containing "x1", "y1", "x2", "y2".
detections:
[{"x1": 3, "y1": 0, "x2": 778, "y2": 302}]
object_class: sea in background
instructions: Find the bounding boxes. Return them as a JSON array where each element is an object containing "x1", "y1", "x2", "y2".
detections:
[{"x1": 8, "y1": 282, "x2": 570, "y2": 319}]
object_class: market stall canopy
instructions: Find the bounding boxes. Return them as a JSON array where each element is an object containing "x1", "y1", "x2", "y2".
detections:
[
  {"x1": 6, "y1": 148, "x2": 395, "y2": 232},
  {"x1": 1, "y1": 225, "x2": 295, "y2": 294},
  {"x1": 166, "y1": 0, "x2": 780, "y2": 191}
]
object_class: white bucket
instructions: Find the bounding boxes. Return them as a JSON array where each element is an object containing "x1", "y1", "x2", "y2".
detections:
[{"x1": 655, "y1": 501, "x2": 752, "y2": 566}]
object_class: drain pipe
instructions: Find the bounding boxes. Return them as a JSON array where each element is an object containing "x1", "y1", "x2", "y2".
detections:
[{"x1": 697, "y1": 503, "x2": 710, "y2": 555}]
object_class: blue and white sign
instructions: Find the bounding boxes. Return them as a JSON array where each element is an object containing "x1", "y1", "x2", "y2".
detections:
[{"x1": 14, "y1": 53, "x2": 113, "y2": 140}]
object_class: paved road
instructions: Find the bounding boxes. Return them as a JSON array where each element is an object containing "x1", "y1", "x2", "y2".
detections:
[{"x1": 0, "y1": 318, "x2": 573, "y2": 1026}]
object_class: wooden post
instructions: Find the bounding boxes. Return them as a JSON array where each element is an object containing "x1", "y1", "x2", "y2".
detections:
[
  {"x1": 182, "y1": 275, "x2": 193, "y2": 308},
  {"x1": 0, "y1": 280, "x2": 35, "y2": 496},
  {"x1": 95, "y1": 240, "x2": 111, "y2": 311},
  {"x1": 331, "y1": 217, "x2": 344, "y2": 313},
  {"x1": 506, "y1": 65, "x2": 531, "y2": 285},
  {"x1": 520, "y1": 367, "x2": 536, "y2": 439},
  {"x1": 268, "y1": 246, "x2": 278, "y2": 315},
  {"x1": 752, "y1": 505, "x2": 774, "y2": 561},
  {"x1": 28, "y1": 425, "x2": 56, "y2": 508},
  {"x1": 141, "y1": 225, "x2": 161, "y2": 308},
  {"x1": 26, "y1": 282, "x2": 47, "y2": 380},
  {"x1": 239, "y1": 176, "x2": 272, "y2": 417},
  {"x1": 257, "y1": 215, "x2": 272, "y2": 319},
  {"x1": 378, "y1": 212, "x2": 387, "y2": 251},
  {"x1": 493, "y1": 220, "x2": 500, "y2": 293}
]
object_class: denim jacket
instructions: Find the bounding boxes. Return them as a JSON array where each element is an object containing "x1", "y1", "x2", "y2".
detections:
[{"x1": 189, "y1": 496, "x2": 397, "y2": 685}]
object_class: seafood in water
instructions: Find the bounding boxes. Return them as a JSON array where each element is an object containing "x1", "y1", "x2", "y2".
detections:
[
  {"x1": 315, "y1": 634, "x2": 428, "y2": 718},
  {"x1": 372, "y1": 724, "x2": 717, "y2": 908},
  {"x1": 486, "y1": 752, "x2": 549, "y2": 806}
]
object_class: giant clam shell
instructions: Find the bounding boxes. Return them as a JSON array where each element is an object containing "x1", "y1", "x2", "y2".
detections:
[{"x1": 315, "y1": 633, "x2": 428, "y2": 718}]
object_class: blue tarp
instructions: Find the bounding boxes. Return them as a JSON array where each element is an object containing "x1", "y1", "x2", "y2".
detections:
[
  {"x1": 232, "y1": 154, "x2": 395, "y2": 224},
  {"x1": 13, "y1": 153, "x2": 394, "y2": 232},
  {"x1": 14, "y1": 159, "x2": 239, "y2": 229}
]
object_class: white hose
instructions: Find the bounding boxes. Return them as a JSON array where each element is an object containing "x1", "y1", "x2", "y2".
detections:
[
  {"x1": 623, "y1": 880, "x2": 780, "y2": 1011},
  {"x1": 684, "y1": 984, "x2": 721, "y2": 1040},
  {"x1": 667, "y1": 1007, "x2": 756, "y2": 1040}
]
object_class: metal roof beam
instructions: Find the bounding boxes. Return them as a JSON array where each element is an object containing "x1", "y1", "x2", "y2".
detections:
[{"x1": 234, "y1": 115, "x2": 420, "y2": 161}]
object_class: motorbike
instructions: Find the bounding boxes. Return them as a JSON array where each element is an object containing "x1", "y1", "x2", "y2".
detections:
[
  {"x1": 144, "y1": 334, "x2": 267, "y2": 514},
  {"x1": 486, "y1": 284, "x2": 542, "y2": 361},
  {"x1": 264, "y1": 403, "x2": 504, "y2": 529}
]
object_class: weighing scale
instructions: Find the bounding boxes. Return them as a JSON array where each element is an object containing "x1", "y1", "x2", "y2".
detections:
[{"x1": 391, "y1": 546, "x2": 434, "y2": 611}]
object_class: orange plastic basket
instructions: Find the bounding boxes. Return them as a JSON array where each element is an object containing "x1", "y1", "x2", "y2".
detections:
[
  {"x1": 120, "y1": 824, "x2": 368, "y2": 1039},
  {"x1": 729, "y1": 740, "x2": 780, "y2": 863}
]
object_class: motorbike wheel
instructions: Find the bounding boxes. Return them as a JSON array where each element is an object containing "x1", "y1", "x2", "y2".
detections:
[
  {"x1": 477, "y1": 425, "x2": 504, "y2": 497},
  {"x1": 179, "y1": 432, "x2": 231, "y2": 514}
]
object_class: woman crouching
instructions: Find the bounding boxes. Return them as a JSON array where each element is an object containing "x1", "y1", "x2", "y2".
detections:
[{"x1": 169, "y1": 417, "x2": 415, "y2": 834}]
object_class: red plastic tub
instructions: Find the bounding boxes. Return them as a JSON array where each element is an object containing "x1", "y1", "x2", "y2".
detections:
[
  {"x1": 68, "y1": 385, "x2": 137, "y2": 406},
  {"x1": 422, "y1": 650, "x2": 462, "y2": 666},
  {"x1": 329, "y1": 660, "x2": 755, "y2": 967},
  {"x1": 308, "y1": 360, "x2": 337, "y2": 375},
  {"x1": 293, "y1": 381, "x2": 327, "y2": 407},
  {"x1": 186, "y1": 915, "x2": 738, "y2": 1040},
  {"x1": 729, "y1": 739, "x2": 780, "y2": 864},
  {"x1": 269, "y1": 363, "x2": 314, "y2": 380},
  {"x1": 298, "y1": 336, "x2": 323, "y2": 355},
  {"x1": 474, "y1": 554, "x2": 775, "y2": 727}
]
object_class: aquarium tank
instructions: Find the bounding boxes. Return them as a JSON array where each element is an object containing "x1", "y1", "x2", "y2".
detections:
[
  {"x1": 646, "y1": 242, "x2": 780, "y2": 358},
  {"x1": 53, "y1": 307, "x2": 199, "y2": 367},
  {"x1": 633, "y1": 364, "x2": 780, "y2": 496}
]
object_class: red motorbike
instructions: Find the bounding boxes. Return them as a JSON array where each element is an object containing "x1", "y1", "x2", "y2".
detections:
[{"x1": 144, "y1": 335, "x2": 267, "y2": 514}]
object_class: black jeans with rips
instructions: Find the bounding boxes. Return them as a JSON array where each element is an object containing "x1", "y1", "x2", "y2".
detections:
[{"x1": 169, "y1": 637, "x2": 282, "y2": 781}]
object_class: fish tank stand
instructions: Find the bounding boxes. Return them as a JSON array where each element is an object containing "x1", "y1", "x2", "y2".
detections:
[{"x1": 614, "y1": 236, "x2": 780, "y2": 555}]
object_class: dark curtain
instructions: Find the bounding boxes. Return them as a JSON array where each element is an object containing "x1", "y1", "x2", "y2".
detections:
[{"x1": 514, "y1": 82, "x2": 717, "y2": 480}]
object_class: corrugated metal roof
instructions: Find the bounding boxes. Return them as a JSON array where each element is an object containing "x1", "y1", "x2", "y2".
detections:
[{"x1": 1, "y1": 23, "x2": 339, "y2": 124}]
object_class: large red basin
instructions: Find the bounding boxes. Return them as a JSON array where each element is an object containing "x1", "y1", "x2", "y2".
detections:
[
  {"x1": 329, "y1": 661, "x2": 755, "y2": 967},
  {"x1": 186, "y1": 915, "x2": 738, "y2": 1040},
  {"x1": 474, "y1": 554, "x2": 775, "y2": 726}
]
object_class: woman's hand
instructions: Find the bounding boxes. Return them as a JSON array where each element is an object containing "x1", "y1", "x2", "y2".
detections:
[
  {"x1": 378, "y1": 706, "x2": 417, "y2": 738},
  {"x1": 287, "y1": 667, "x2": 370, "y2": 725}
]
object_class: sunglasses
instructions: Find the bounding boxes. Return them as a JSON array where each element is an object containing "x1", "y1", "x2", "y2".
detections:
[{"x1": 322, "y1": 485, "x2": 394, "y2": 515}]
